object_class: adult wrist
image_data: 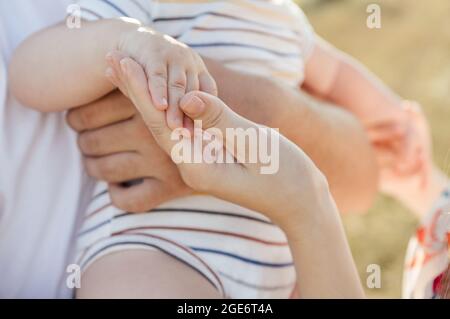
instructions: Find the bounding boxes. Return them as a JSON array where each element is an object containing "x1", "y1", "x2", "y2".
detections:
[
  {"x1": 277, "y1": 175, "x2": 339, "y2": 239},
  {"x1": 282, "y1": 195, "x2": 342, "y2": 246}
]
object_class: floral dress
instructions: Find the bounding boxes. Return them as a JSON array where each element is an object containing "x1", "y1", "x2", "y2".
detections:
[{"x1": 403, "y1": 184, "x2": 450, "y2": 298}]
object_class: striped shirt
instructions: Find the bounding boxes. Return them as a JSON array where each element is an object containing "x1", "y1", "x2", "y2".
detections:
[
  {"x1": 76, "y1": 183, "x2": 297, "y2": 298},
  {"x1": 78, "y1": 0, "x2": 315, "y2": 86},
  {"x1": 74, "y1": 0, "x2": 315, "y2": 298}
]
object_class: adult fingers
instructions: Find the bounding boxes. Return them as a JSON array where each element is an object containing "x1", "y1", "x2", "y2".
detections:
[
  {"x1": 77, "y1": 118, "x2": 149, "y2": 156},
  {"x1": 179, "y1": 91, "x2": 260, "y2": 166},
  {"x1": 167, "y1": 64, "x2": 186, "y2": 129},
  {"x1": 109, "y1": 178, "x2": 188, "y2": 213},
  {"x1": 109, "y1": 178, "x2": 164, "y2": 213},
  {"x1": 66, "y1": 90, "x2": 135, "y2": 132},
  {"x1": 84, "y1": 152, "x2": 149, "y2": 183}
]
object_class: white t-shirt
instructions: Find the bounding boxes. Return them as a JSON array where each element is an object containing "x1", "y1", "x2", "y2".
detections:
[{"x1": 0, "y1": 0, "x2": 92, "y2": 298}]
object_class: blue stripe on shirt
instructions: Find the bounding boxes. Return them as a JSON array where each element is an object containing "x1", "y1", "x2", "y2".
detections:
[
  {"x1": 186, "y1": 42, "x2": 299, "y2": 58},
  {"x1": 190, "y1": 246, "x2": 294, "y2": 268},
  {"x1": 100, "y1": 0, "x2": 128, "y2": 16},
  {"x1": 116, "y1": 208, "x2": 274, "y2": 225},
  {"x1": 153, "y1": 11, "x2": 301, "y2": 35},
  {"x1": 78, "y1": 219, "x2": 110, "y2": 237}
]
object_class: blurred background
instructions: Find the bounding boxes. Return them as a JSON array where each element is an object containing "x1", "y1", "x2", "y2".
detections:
[{"x1": 296, "y1": 0, "x2": 450, "y2": 297}]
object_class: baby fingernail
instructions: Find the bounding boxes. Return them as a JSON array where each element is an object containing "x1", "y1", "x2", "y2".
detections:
[{"x1": 120, "y1": 59, "x2": 128, "y2": 73}]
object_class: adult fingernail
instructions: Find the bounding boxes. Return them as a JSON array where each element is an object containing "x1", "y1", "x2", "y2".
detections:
[{"x1": 181, "y1": 95, "x2": 204, "y2": 115}]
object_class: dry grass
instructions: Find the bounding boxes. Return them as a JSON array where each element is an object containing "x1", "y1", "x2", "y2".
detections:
[{"x1": 297, "y1": 0, "x2": 450, "y2": 298}]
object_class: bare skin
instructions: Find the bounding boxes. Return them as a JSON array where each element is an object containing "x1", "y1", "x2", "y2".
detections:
[
  {"x1": 10, "y1": 18, "x2": 379, "y2": 213},
  {"x1": 76, "y1": 57, "x2": 446, "y2": 299},
  {"x1": 67, "y1": 62, "x2": 378, "y2": 213},
  {"x1": 79, "y1": 57, "x2": 364, "y2": 298},
  {"x1": 77, "y1": 250, "x2": 222, "y2": 299}
]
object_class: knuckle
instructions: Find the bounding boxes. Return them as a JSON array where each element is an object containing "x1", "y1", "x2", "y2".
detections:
[
  {"x1": 169, "y1": 78, "x2": 186, "y2": 91},
  {"x1": 150, "y1": 70, "x2": 167, "y2": 78},
  {"x1": 109, "y1": 193, "x2": 127, "y2": 211},
  {"x1": 149, "y1": 67, "x2": 167, "y2": 79},
  {"x1": 110, "y1": 193, "x2": 140, "y2": 212},
  {"x1": 111, "y1": 191, "x2": 151, "y2": 213},
  {"x1": 124, "y1": 201, "x2": 149, "y2": 213}
]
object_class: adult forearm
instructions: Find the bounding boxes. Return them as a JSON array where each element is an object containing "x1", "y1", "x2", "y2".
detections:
[
  {"x1": 283, "y1": 193, "x2": 365, "y2": 298},
  {"x1": 206, "y1": 60, "x2": 378, "y2": 213}
]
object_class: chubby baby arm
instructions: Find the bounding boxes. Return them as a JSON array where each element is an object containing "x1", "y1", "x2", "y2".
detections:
[
  {"x1": 8, "y1": 18, "x2": 138, "y2": 112},
  {"x1": 9, "y1": 17, "x2": 215, "y2": 123},
  {"x1": 304, "y1": 38, "x2": 430, "y2": 202}
]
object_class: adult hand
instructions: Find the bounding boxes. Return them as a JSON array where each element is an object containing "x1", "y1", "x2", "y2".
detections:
[
  {"x1": 112, "y1": 56, "x2": 329, "y2": 229},
  {"x1": 66, "y1": 90, "x2": 192, "y2": 212},
  {"x1": 111, "y1": 57, "x2": 365, "y2": 298}
]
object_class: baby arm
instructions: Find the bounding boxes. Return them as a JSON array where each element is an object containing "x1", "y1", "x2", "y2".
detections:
[
  {"x1": 304, "y1": 37, "x2": 429, "y2": 200},
  {"x1": 9, "y1": 19, "x2": 133, "y2": 111},
  {"x1": 303, "y1": 37, "x2": 403, "y2": 126},
  {"x1": 9, "y1": 18, "x2": 215, "y2": 129}
]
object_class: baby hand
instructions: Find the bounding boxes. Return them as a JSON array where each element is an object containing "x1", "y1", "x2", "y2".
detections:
[
  {"x1": 106, "y1": 27, "x2": 217, "y2": 129},
  {"x1": 369, "y1": 102, "x2": 425, "y2": 176},
  {"x1": 373, "y1": 102, "x2": 436, "y2": 213}
]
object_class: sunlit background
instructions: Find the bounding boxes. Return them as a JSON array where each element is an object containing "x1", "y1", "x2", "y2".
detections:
[{"x1": 296, "y1": 0, "x2": 450, "y2": 298}]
